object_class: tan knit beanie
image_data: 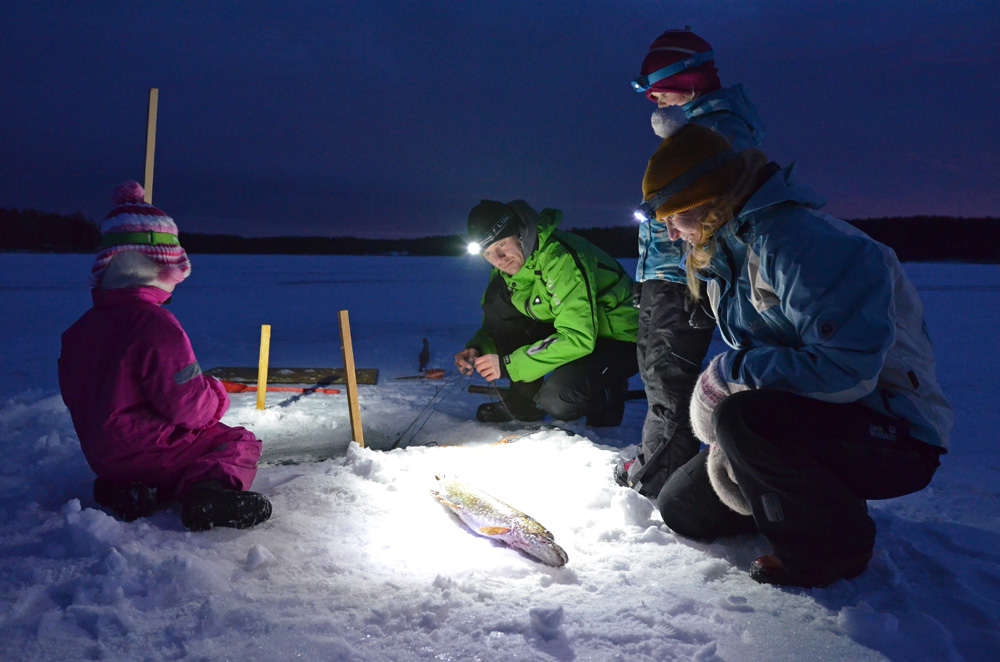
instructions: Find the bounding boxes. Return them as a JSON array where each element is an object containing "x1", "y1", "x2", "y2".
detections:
[{"x1": 641, "y1": 115, "x2": 743, "y2": 219}]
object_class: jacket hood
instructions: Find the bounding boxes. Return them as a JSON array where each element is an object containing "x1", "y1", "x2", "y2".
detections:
[
  {"x1": 505, "y1": 200, "x2": 562, "y2": 260},
  {"x1": 732, "y1": 163, "x2": 827, "y2": 238},
  {"x1": 683, "y1": 84, "x2": 766, "y2": 148}
]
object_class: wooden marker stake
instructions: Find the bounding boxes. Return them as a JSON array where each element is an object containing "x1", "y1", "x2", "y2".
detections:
[
  {"x1": 338, "y1": 310, "x2": 364, "y2": 447},
  {"x1": 256, "y1": 324, "x2": 271, "y2": 411},
  {"x1": 144, "y1": 88, "x2": 158, "y2": 203}
]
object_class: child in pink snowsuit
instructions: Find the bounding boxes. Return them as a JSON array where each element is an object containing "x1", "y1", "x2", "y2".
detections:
[{"x1": 59, "y1": 181, "x2": 271, "y2": 531}]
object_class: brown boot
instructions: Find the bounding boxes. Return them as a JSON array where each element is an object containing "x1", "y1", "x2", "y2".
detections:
[{"x1": 749, "y1": 550, "x2": 872, "y2": 588}]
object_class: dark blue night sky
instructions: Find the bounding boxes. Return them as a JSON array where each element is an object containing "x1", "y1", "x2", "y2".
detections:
[{"x1": 2, "y1": 1, "x2": 998, "y2": 238}]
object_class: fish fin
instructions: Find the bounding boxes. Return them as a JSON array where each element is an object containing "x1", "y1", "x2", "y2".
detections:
[{"x1": 478, "y1": 527, "x2": 510, "y2": 536}]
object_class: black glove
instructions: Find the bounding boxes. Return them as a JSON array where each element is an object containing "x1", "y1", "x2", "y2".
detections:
[
  {"x1": 685, "y1": 281, "x2": 716, "y2": 329},
  {"x1": 632, "y1": 281, "x2": 643, "y2": 309}
]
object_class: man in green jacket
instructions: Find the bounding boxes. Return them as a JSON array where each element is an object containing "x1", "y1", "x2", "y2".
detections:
[{"x1": 455, "y1": 199, "x2": 639, "y2": 426}]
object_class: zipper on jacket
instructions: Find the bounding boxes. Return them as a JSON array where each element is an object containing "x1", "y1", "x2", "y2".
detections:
[
  {"x1": 552, "y1": 235, "x2": 598, "y2": 330},
  {"x1": 523, "y1": 297, "x2": 540, "y2": 320}
]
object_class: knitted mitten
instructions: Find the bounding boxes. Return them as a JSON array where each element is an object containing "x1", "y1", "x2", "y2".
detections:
[
  {"x1": 690, "y1": 354, "x2": 752, "y2": 514},
  {"x1": 690, "y1": 354, "x2": 747, "y2": 446}
]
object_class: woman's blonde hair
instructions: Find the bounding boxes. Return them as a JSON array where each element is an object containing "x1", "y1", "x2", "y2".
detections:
[{"x1": 683, "y1": 150, "x2": 769, "y2": 299}]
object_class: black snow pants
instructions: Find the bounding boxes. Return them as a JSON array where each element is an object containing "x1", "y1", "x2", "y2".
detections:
[
  {"x1": 658, "y1": 389, "x2": 943, "y2": 572},
  {"x1": 479, "y1": 273, "x2": 638, "y2": 422},
  {"x1": 629, "y1": 279, "x2": 715, "y2": 497}
]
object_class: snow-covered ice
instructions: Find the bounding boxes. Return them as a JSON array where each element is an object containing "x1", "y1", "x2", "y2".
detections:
[{"x1": 1, "y1": 253, "x2": 998, "y2": 661}]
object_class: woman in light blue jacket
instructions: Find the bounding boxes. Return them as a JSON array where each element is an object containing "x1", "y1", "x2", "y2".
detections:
[{"x1": 636, "y1": 113, "x2": 952, "y2": 588}]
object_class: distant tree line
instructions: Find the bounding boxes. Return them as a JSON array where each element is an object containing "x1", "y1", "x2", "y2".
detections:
[
  {"x1": 847, "y1": 217, "x2": 1000, "y2": 263},
  {"x1": 1, "y1": 208, "x2": 101, "y2": 253},
  {"x1": 2, "y1": 207, "x2": 998, "y2": 263}
]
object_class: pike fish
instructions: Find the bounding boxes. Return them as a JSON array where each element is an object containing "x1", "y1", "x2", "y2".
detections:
[{"x1": 431, "y1": 475, "x2": 568, "y2": 567}]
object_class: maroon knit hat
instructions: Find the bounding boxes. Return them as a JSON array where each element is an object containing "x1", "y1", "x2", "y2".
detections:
[{"x1": 639, "y1": 28, "x2": 721, "y2": 102}]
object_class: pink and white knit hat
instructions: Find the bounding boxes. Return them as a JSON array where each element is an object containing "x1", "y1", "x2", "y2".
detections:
[{"x1": 90, "y1": 181, "x2": 191, "y2": 288}]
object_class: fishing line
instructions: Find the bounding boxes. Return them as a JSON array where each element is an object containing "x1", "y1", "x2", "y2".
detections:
[
  {"x1": 491, "y1": 428, "x2": 552, "y2": 445},
  {"x1": 390, "y1": 372, "x2": 469, "y2": 450},
  {"x1": 490, "y1": 380, "x2": 519, "y2": 421}
]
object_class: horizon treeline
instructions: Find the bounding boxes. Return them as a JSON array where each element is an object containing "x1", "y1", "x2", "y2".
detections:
[{"x1": 2, "y1": 207, "x2": 998, "y2": 263}]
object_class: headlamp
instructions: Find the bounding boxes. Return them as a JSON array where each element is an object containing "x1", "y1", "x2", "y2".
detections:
[
  {"x1": 633, "y1": 189, "x2": 674, "y2": 224},
  {"x1": 630, "y1": 50, "x2": 714, "y2": 93},
  {"x1": 468, "y1": 212, "x2": 516, "y2": 256}
]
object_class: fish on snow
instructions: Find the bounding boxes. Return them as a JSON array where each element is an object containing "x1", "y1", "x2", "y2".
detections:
[{"x1": 431, "y1": 475, "x2": 568, "y2": 567}]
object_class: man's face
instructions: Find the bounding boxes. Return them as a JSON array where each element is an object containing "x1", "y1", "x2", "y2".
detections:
[{"x1": 483, "y1": 236, "x2": 524, "y2": 275}]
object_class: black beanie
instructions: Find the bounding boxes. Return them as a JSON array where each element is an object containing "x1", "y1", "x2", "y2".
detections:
[{"x1": 467, "y1": 200, "x2": 520, "y2": 250}]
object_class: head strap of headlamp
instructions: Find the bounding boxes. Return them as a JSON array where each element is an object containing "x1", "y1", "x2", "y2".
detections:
[
  {"x1": 477, "y1": 212, "x2": 516, "y2": 250},
  {"x1": 630, "y1": 49, "x2": 715, "y2": 93}
]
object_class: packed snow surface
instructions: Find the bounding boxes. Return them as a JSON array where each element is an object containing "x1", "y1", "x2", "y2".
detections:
[{"x1": 1, "y1": 254, "x2": 998, "y2": 661}]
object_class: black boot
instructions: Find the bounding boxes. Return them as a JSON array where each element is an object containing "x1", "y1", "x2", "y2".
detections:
[
  {"x1": 476, "y1": 378, "x2": 546, "y2": 423},
  {"x1": 476, "y1": 400, "x2": 546, "y2": 423},
  {"x1": 181, "y1": 482, "x2": 272, "y2": 532},
  {"x1": 93, "y1": 477, "x2": 160, "y2": 522},
  {"x1": 586, "y1": 379, "x2": 628, "y2": 427}
]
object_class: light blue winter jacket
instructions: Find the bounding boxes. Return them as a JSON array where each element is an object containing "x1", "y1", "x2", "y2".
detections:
[
  {"x1": 637, "y1": 84, "x2": 767, "y2": 284},
  {"x1": 705, "y1": 164, "x2": 953, "y2": 450}
]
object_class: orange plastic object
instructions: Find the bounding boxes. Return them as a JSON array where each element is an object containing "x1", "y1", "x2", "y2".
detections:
[{"x1": 219, "y1": 380, "x2": 340, "y2": 395}]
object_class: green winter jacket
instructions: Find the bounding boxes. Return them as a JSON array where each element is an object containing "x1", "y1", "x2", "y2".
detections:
[{"x1": 466, "y1": 206, "x2": 638, "y2": 383}]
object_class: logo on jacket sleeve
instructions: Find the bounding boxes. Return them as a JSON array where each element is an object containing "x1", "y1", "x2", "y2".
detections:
[{"x1": 526, "y1": 337, "x2": 558, "y2": 355}]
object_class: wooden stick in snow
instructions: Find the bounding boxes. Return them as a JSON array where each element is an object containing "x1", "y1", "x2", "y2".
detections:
[
  {"x1": 338, "y1": 310, "x2": 364, "y2": 447},
  {"x1": 256, "y1": 324, "x2": 271, "y2": 411},
  {"x1": 144, "y1": 88, "x2": 158, "y2": 203}
]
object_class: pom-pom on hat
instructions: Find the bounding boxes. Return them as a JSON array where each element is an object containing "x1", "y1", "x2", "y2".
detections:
[
  {"x1": 641, "y1": 111, "x2": 744, "y2": 219},
  {"x1": 467, "y1": 200, "x2": 521, "y2": 251},
  {"x1": 90, "y1": 181, "x2": 191, "y2": 288},
  {"x1": 638, "y1": 28, "x2": 721, "y2": 102}
]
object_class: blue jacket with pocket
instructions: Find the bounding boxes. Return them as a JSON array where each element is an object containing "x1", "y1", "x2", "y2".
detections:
[{"x1": 705, "y1": 164, "x2": 953, "y2": 450}]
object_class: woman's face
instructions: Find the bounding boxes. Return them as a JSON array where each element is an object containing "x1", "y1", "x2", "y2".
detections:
[
  {"x1": 482, "y1": 236, "x2": 525, "y2": 275},
  {"x1": 659, "y1": 204, "x2": 709, "y2": 244}
]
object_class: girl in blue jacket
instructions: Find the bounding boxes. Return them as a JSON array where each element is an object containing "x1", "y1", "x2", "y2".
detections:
[
  {"x1": 618, "y1": 28, "x2": 766, "y2": 500},
  {"x1": 637, "y1": 113, "x2": 952, "y2": 588}
]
